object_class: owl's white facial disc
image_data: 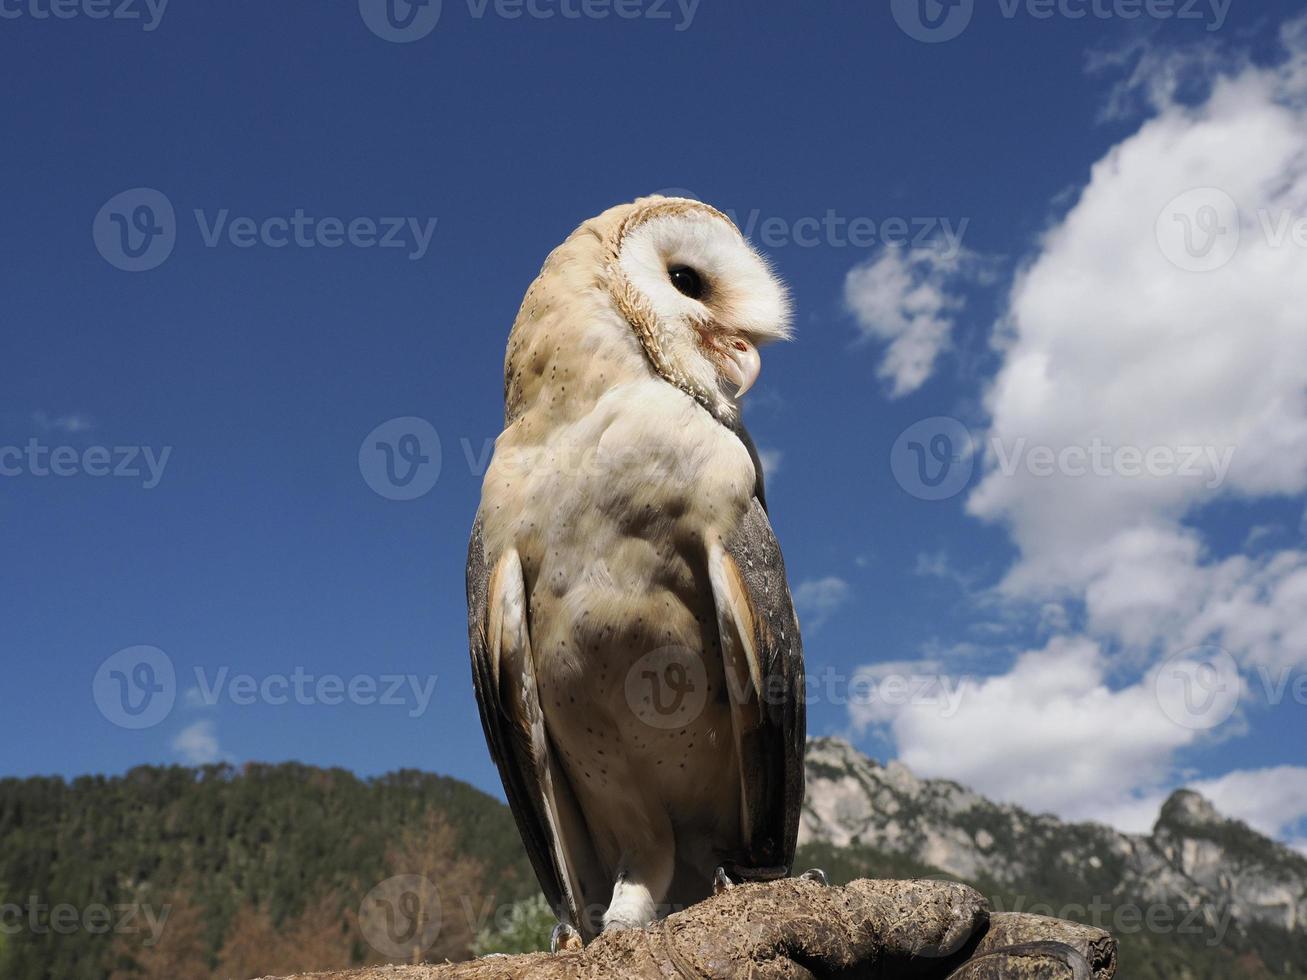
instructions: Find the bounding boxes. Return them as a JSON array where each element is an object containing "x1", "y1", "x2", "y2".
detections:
[{"x1": 611, "y1": 201, "x2": 792, "y2": 420}]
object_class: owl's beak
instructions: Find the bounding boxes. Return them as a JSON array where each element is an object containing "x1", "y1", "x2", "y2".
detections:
[{"x1": 720, "y1": 337, "x2": 761, "y2": 399}]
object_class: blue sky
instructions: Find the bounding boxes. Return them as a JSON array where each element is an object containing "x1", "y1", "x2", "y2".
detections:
[{"x1": 3, "y1": 0, "x2": 1306, "y2": 847}]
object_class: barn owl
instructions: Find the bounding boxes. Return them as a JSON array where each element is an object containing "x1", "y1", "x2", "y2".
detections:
[{"x1": 466, "y1": 196, "x2": 809, "y2": 946}]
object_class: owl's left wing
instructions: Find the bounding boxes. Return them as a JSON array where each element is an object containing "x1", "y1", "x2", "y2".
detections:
[
  {"x1": 466, "y1": 518, "x2": 598, "y2": 934},
  {"x1": 707, "y1": 496, "x2": 806, "y2": 880}
]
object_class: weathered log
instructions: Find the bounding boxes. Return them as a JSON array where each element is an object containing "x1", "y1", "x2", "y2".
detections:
[
  {"x1": 259, "y1": 878, "x2": 1116, "y2": 979},
  {"x1": 961, "y1": 913, "x2": 1119, "y2": 980}
]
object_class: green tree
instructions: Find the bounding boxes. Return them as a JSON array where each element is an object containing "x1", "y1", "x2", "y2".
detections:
[{"x1": 472, "y1": 895, "x2": 555, "y2": 957}]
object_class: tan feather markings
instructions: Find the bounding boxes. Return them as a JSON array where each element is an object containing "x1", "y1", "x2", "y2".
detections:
[
  {"x1": 706, "y1": 536, "x2": 769, "y2": 842},
  {"x1": 707, "y1": 539, "x2": 764, "y2": 700},
  {"x1": 486, "y1": 550, "x2": 584, "y2": 929}
]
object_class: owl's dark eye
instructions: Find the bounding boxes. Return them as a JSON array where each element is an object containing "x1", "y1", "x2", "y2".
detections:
[{"x1": 668, "y1": 265, "x2": 706, "y2": 300}]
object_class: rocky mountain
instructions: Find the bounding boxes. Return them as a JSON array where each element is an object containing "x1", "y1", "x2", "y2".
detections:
[{"x1": 799, "y1": 736, "x2": 1307, "y2": 976}]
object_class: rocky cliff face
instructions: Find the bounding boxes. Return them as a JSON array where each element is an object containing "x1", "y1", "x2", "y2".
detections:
[
  {"x1": 800, "y1": 737, "x2": 1307, "y2": 942},
  {"x1": 1150, "y1": 790, "x2": 1307, "y2": 934}
]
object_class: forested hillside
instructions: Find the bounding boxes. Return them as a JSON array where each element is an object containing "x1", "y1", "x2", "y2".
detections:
[
  {"x1": 0, "y1": 763, "x2": 536, "y2": 979},
  {"x1": 2, "y1": 756, "x2": 1303, "y2": 979}
]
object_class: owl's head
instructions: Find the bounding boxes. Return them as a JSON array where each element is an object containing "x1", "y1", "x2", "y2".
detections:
[{"x1": 605, "y1": 196, "x2": 792, "y2": 421}]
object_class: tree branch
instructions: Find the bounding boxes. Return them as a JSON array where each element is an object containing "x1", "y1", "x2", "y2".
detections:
[{"x1": 259, "y1": 878, "x2": 1116, "y2": 980}]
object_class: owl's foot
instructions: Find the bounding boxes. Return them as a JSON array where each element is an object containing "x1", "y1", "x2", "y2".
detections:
[
  {"x1": 798, "y1": 868, "x2": 829, "y2": 886},
  {"x1": 603, "y1": 871, "x2": 659, "y2": 933},
  {"x1": 549, "y1": 922, "x2": 583, "y2": 953},
  {"x1": 712, "y1": 866, "x2": 736, "y2": 895}
]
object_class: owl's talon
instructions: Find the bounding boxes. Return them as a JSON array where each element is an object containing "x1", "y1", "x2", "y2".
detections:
[
  {"x1": 713, "y1": 866, "x2": 735, "y2": 895},
  {"x1": 550, "y1": 922, "x2": 583, "y2": 953},
  {"x1": 799, "y1": 868, "x2": 829, "y2": 887}
]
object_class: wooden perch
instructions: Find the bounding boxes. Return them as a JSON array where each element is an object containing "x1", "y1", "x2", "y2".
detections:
[{"x1": 259, "y1": 878, "x2": 1117, "y2": 980}]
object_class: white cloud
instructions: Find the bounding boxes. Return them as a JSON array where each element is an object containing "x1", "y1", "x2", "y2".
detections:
[
  {"x1": 914, "y1": 549, "x2": 981, "y2": 592},
  {"x1": 1038, "y1": 602, "x2": 1071, "y2": 635},
  {"x1": 848, "y1": 657, "x2": 948, "y2": 730},
  {"x1": 1245, "y1": 524, "x2": 1278, "y2": 546},
  {"x1": 794, "y1": 576, "x2": 852, "y2": 631},
  {"x1": 1189, "y1": 767, "x2": 1307, "y2": 842},
  {"x1": 854, "y1": 637, "x2": 1198, "y2": 831},
  {"x1": 1089, "y1": 34, "x2": 1229, "y2": 123},
  {"x1": 757, "y1": 448, "x2": 782, "y2": 483},
  {"x1": 31, "y1": 411, "x2": 93, "y2": 434},
  {"x1": 172, "y1": 720, "x2": 225, "y2": 765},
  {"x1": 967, "y1": 21, "x2": 1307, "y2": 673},
  {"x1": 850, "y1": 21, "x2": 1307, "y2": 842},
  {"x1": 183, "y1": 686, "x2": 210, "y2": 709},
  {"x1": 845, "y1": 247, "x2": 987, "y2": 398},
  {"x1": 914, "y1": 550, "x2": 954, "y2": 580}
]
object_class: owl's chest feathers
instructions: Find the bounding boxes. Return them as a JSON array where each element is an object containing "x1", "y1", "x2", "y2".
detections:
[
  {"x1": 481, "y1": 377, "x2": 755, "y2": 671},
  {"x1": 487, "y1": 378, "x2": 753, "y2": 560}
]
